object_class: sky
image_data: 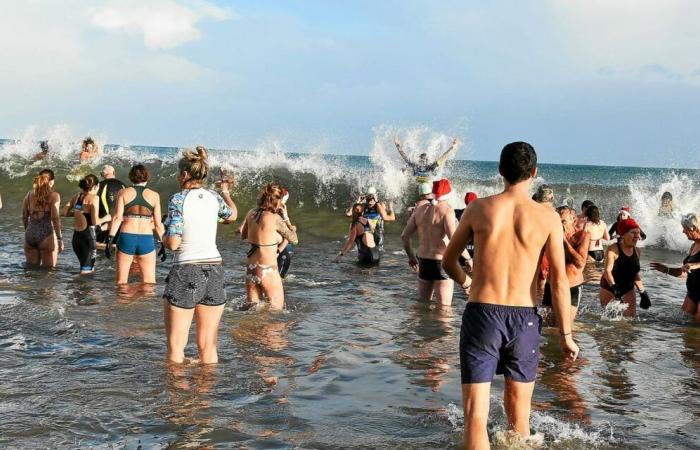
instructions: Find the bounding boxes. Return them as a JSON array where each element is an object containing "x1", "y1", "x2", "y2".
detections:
[{"x1": 1, "y1": 0, "x2": 700, "y2": 167}]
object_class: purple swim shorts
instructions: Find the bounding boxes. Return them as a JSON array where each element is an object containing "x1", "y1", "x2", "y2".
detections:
[{"x1": 460, "y1": 302, "x2": 542, "y2": 384}]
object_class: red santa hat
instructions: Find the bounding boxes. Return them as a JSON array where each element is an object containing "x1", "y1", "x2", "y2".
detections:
[
  {"x1": 619, "y1": 206, "x2": 631, "y2": 219},
  {"x1": 432, "y1": 179, "x2": 452, "y2": 202},
  {"x1": 465, "y1": 191, "x2": 477, "y2": 205},
  {"x1": 617, "y1": 218, "x2": 640, "y2": 236}
]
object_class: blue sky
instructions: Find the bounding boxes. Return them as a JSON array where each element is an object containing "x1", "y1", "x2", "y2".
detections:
[{"x1": 1, "y1": 0, "x2": 699, "y2": 167}]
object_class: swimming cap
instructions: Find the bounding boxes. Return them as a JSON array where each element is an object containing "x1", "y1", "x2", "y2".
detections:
[
  {"x1": 465, "y1": 192, "x2": 477, "y2": 205},
  {"x1": 417, "y1": 183, "x2": 431, "y2": 196},
  {"x1": 432, "y1": 179, "x2": 452, "y2": 202},
  {"x1": 617, "y1": 218, "x2": 640, "y2": 236}
]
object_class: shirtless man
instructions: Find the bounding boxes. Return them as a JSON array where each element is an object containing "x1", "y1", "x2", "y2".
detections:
[
  {"x1": 442, "y1": 142, "x2": 579, "y2": 450},
  {"x1": 401, "y1": 179, "x2": 470, "y2": 306},
  {"x1": 542, "y1": 206, "x2": 590, "y2": 328},
  {"x1": 395, "y1": 136, "x2": 460, "y2": 183}
]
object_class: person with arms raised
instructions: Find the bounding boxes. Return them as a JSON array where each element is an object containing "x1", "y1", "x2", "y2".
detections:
[{"x1": 442, "y1": 141, "x2": 579, "y2": 450}]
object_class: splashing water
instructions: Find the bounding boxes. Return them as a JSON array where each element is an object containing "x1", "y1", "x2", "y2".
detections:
[{"x1": 601, "y1": 300, "x2": 630, "y2": 321}]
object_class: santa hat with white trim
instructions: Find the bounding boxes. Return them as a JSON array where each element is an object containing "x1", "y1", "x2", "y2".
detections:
[{"x1": 432, "y1": 178, "x2": 452, "y2": 202}]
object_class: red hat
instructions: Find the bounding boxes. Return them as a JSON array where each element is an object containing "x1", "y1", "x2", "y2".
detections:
[
  {"x1": 465, "y1": 192, "x2": 477, "y2": 205},
  {"x1": 617, "y1": 218, "x2": 640, "y2": 236},
  {"x1": 432, "y1": 179, "x2": 452, "y2": 202}
]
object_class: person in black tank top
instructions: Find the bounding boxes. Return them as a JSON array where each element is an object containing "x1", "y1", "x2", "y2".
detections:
[
  {"x1": 651, "y1": 213, "x2": 700, "y2": 322},
  {"x1": 600, "y1": 218, "x2": 650, "y2": 316}
]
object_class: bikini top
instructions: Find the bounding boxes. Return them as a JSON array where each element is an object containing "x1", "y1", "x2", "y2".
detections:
[
  {"x1": 124, "y1": 186, "x2": 155, "y2": 218},
  {"x1": 246, "y1": 208, "x2": 280, "y2": 257}
]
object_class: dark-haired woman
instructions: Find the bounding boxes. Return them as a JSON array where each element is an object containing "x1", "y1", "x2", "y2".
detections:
[
  {"x1": 62, "y1": 174, "x2": 111, "y2": 274},
  {"x1": 241, "y1": 183, "x2": 298, "y2": 310},
  {"x1": 163, "y1": 146, "x2": 237, "y2": 364},
  {"x1": 584, "y1": 205, "x2": 609, "y2": 263},
  {"x1": 106, "y1": 164, "x2": 164, "y2": 284},
  {"x1": 22, "y1": 169, "x2": 63, "y2": 268},
  {"x1": 335, "y1": 203, "x2": 380, "y2": 265},
  {"x1": 651, "y1": 213, "x2": 700, "y2": 322},
  {"x1": 79, "y1": 137, "x2": 99, "y2": 162}
]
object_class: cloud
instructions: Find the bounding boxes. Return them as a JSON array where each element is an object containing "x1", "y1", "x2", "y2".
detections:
[{"x1": 90, "y1": 0, "x2": 233, "y2": 50}]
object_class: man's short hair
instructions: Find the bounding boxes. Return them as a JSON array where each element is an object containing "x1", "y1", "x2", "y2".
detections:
[{"x1": 499, "y1": 141, "x2": 537, "y2": 184}]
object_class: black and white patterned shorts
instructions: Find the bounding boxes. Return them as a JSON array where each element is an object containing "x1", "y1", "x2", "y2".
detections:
[{"x1": 163, "y1": 264, "x2": 226, "y2": 309}]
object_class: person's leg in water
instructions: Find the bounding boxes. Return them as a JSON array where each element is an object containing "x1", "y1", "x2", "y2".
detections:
[
  {"x1": 462, "y1": 382, "x2": 491, "y2": 450},
  {"x1": 164, "y1": 300, "x2": 195, "y2": 364},
  {"x1": 621, "y1": 289, "x2": 636, "y2": 317},
  {"x1": 194, "y1": 303, "x2": 225, "y2": 364},
  {"x1": 39, "y1": 234, "x2": 58, "y2": 268},
  {"x1": 261, "y1": 272, "x2": 285, "y2": 310},
  {"x1": 418, "y1": 279, "x2": 435, "y2": 301},
  {"x1": 136, "y1": 251, "x2": 157, "y2": 284},
  {"x1": 115, "y1": 251, "x2": 135, "y2": 284},
  {"x1": 504, "y1": 378, "x2": 535, "y2": 438},
  {"x1": 434, "y1": 279, "x2": 454, "y2": 306}
]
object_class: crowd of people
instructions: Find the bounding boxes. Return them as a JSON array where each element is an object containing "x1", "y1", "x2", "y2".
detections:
[{"x1": 11, "y1": 137, "x2": 700, "y2": 449}]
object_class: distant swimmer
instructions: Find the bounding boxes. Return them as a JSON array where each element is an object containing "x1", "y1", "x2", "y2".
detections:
[
  {"x1": 659, "y1": 191, "x2": 674, "y2": 218},
  {"x1": 584, "y1": 205, "x2": 609, "y2": 263},
  {"x1": 105, "y1": 164, "x2": 164, "y2": 285},
  {"x1": 542, "y1": 206, "x2": 590, "y2": 327},
  {"x1": 336, "y1": 203, "x2": 380, "y2": 265},
  {"x1": 401, "y1": 179, "x2": 469, "y2": 306},
  {"x1": 575, "y1": 200, "x2": 594, "y2": 231},
  {"x1": 394, "y1": 136, "x2": 460, "y2": 183},
  {"x1": 62, "y1": 174, "x2": 111, "y2": 274},
  {"x1": 651, "y1": 213, "x2": 700, "y2": 322},
  {"x1": 241, "y1": 183, "x2": 298, "y2": 310},
  {"x1": 33, "y1": 141, "x2": 49, "y2": 161},
  {"x1": 79, "y1": 137, "x2": 100, "y2": 162},
  {"x1": 442, "y1": 142, "x2": 579, "y2": 449},
  {"x1": 531, "y1": 184, "x2": 554, "y2": 207},
  {"x1": 276, "y1": 189, "x2": 296, "y2": 278},
  {"x1": 600, "y1": 218, "x2": 651, "y2": 315},
  {"x1": 610, "y1": 207, "x2": 647, "y2": 241},
  {"x1": 22, "y1": 169, "x2": 63, "y2": 268},
  {"x1": 96, "y1": 165, "x2": 125, "y2": 242},
  {"x1": 162, "y1": 146, "x2": 237, "y2": 364}
]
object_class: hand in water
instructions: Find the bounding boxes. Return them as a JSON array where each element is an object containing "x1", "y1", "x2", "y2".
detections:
[
  {"x1": 334, "y1": 254, "x2": 343, "y2": 263},
  {"x1": 104, "y1": 236, "x2": 113, "y2": 259},
  {"x1": 57, "y1": 240, "x2": 64, "y2": 252},
  {"x1": 158, "y1": 242, "x2": 167, "y2": 262},
  {"x1": 560, "y1": 335, "x2": 579, "y2": 361}
]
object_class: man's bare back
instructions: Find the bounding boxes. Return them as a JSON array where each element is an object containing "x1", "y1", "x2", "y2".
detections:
[
  {"x1": 461, "y1": 192, "x2": 564, "y2": 307},
  {"x1": 410, "y1": 201, "x2": 454, "y2": 260}
]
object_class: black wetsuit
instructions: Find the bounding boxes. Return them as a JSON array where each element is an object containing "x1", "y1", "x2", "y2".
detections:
[
  {"x1": 454, "y1": 208, "x2": 474, "y2": 259},
  {"x1": 97, "y1": 178, "x2": 125, "y2": 242},
  {"x1": 355, "y1": 221, "x2": 380, "y2": 265},
  {"x1": 684, "y1": 248, "x2": 700, "y2": 304},
  {"x1": 71, "y1": 194, "x2": 97, "y2": 272},
  {"x1": 277, "y1": 244, "x2": 293, "y2": 278},
  {"x1": 600, "y1": 243, "x2": 640, "y2": 296}
]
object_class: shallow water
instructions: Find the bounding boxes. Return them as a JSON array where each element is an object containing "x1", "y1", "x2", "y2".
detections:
[{"x1": 1, "y1": 195, "x2": 699, "y2": 449}]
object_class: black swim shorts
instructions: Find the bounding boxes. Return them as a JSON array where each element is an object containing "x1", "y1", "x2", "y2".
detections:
[
  {"x1": 460, "y1": 302, "x2": 542, "y2": 384},
  {"x1": 542, "y1": 283, "x2": 583, "y2": 307},
  {"x1": 163, "y1": 263, "x2": 226, "y2": 309},
  {"x1": 418, "y1": 258, "x2": 449, "y2": 281}
]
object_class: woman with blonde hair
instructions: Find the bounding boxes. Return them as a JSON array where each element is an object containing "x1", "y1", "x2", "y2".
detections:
[
  {"x1": 162, "y1": 146, "x2": 237, "y2": 364},
  {"x1": 22, "y1": 169, "x2": 63, "y2": 268},
  {"x1": 62, "y1": 174, "x2": 111, "y2": 274},
  {"x1": 105, "y1": 164, "x2": 164, "y2": 284},
  {"x1": 241, "y1": 183, "x2": 298, "y2": 310}
]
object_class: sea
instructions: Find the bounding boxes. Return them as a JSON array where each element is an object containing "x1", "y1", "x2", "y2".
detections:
[{"x1": 1, "y1": 128, "x2": 699, "y2": 449}]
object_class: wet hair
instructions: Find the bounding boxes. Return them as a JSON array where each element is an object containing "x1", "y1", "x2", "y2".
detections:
[
  {"x1": 257, "y1": 183, "x2": 284, "y2": 212},
  {"x1": 82, "y1": 137, "x2": 95, "y2": 152},
  {"x1": 419, "y1": 153, "x2": 428, "y2": 160},
  {"x1": 555, "y1": 205, "x2": 570, "y2": 215},
  {"x1": 40, "y1": 141, "x2": 49, "y2": 152},
  {"x1": 39, "y1": 168, "x2": 55, "y2": 180},
  {"x1": 662, "y1": 192, "x2": 673, "y2": 202},
  {"x1": 682, "y1": 213, "x2": 698, "y2": 231},
  {"x1": 351, "y1": 203, "x2": 365, "y2": 223},
  {"x1": 128, "y1": 164, "x2": 150, "y2": 183},
  {"x1": 178, "y1": 145, "x2": 209, "y2": 181},
  {"x1": 586, "y1": 205, "x2": 601, "y2": 224},
  {"x1": 32, "y1": 172, "x2": 54, "y2": 208},
  {"x1": 499, "y1": 141, "x2": 537, "y2": 184},
  {"x1": 533, "y1": 184, "x2": 553, "y2": 203},
  {"x1": 79, "y1": 174, "x2": 99, "y2": 192},
  {"x1": 581, "y1": 200, "x2": 594, "y2": 211}
]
